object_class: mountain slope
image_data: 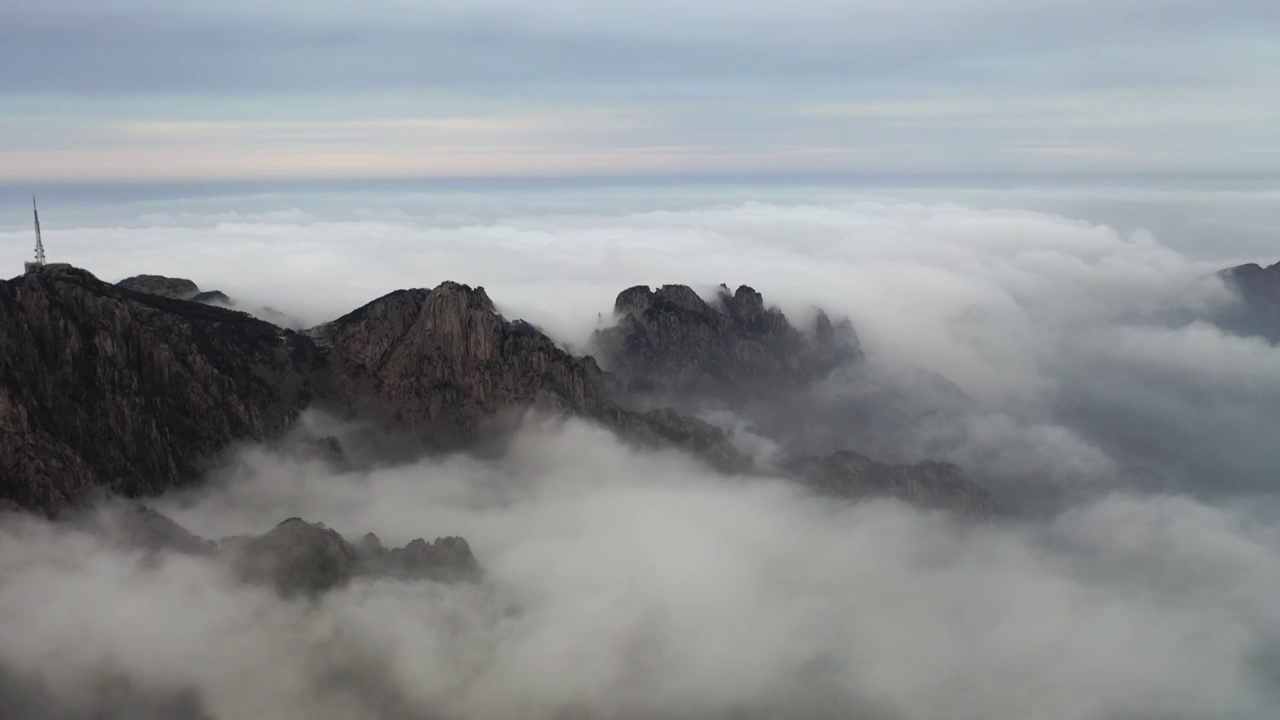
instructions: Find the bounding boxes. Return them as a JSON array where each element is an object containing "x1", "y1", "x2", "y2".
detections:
[
  {"x1": 0, "y1": 266, "x2": 336, "y2": 513},
  {"x1": 322, "y1": 281, "x2": 601, "y2": 447}
]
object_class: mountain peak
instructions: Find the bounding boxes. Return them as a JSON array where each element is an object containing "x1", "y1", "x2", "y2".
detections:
[
  {"x1": 595, "y1": 282, "x2": 862, "y2": 397},
  {"x1": 117, "y1": 274, "x2": 202, "y2": 300},
  {"x1": 0, "y1": 266, "x2": 332, "y2": 514}
]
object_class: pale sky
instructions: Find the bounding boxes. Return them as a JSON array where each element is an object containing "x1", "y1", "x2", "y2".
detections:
[{"x1": 1, "y1": 0, "x2": 1278, "y2": 182}]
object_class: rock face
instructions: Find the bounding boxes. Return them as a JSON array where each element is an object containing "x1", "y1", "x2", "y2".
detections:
[
  {"x1": 594, "y1": 284, "x2": 861, "y2": 398},
  {"x1": 1222, "y1": 261, "x2": 1280, "y2": 342},
  {"x1": 0, "y1": 266, "x2": 335, "y2": 514},
  {"x1": 322, "y1": 282, "x2": 601, "y2": 447}
]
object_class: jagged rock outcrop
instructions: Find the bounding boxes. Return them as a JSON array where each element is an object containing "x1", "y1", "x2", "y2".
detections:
[
  {"x1": 318, "y1": 282, "x2": 792, "y2": 477},
  {"x1": 223, "y1": 518, "x2": 358, "y2": 596},
  {"x1": 356, "y1": 532, "x2": 483, "y2": 584},
  {"x1": 591, "y1": 282, "x2": 1000, "y2": 517},
  {"x1": 788, "y1": 451, "x2": 996, "y2": 520},
  {"x1": 222, "y1": 518, "x2": 481, "y2": 597},
  {"x1": 322, "y1": 282, "x2": 601, "y2": 447},
  {"x1": 595, "y1": 283, "x2": 861, "y2": 398},
  {"x1": 117, "y1": 274, "x2": 201, "y2": 300},
  {"x1": 191, "y1": 289, "x2": 233, "y2": 305},
  {"x1": 66, "y1": 508, "x2": 483, "y2": 597},
  {"x1": 116, "y1": 274, "x2": 304, "y2": 327},
  {"x1": 1226, "y1": 261, "x2": 1280, "y2": 305},
  {"x1": 1221, "y1": 261, "x2": 1280, "y2": 342},
  {"x1": 117, "y1": 275, "x2": 233, "y2": 308},
  {"x1": 0, "y1": 266, "x2": 338, "y2": 514}
]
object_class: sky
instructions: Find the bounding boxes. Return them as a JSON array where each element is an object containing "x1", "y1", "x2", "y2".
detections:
[{"x1": 2, "y1": 0, "x2": 1279, "y2": 182}]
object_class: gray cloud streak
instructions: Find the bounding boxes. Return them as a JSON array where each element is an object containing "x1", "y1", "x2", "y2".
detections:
[
  {"x1": 4, "y1": 1, "x2": 1277, "y2": 93},
  {"x1": 3, "y1": 0, "x2": 1278, "y2": 180}
]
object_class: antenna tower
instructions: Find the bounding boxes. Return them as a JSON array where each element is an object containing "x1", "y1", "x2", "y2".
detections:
[{"x1": 32, "y1": 196, "x2": 46, "y2": 267}]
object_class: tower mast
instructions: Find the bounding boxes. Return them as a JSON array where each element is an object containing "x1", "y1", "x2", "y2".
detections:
[{"x1": 32, "y1": 196, "x2": 46, "y2": 267}]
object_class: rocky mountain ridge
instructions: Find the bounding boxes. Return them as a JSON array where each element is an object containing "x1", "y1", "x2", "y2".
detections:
[
  {"x1": 29, "y1": 502, "x2": 481, "y2": 598},
  {"x1": 224, "y1": 517, "x2": 481, "y2": 597},
  {"x1": 118, "y1": 274, "x2": 233, "y2": 305},
  {"x1": 1222, "y1": 260, "x2": 1280, "y2": 342},
  {"x1": 323, "y1": 281, "x2": 600, "y2": 448},
  {"x1": 2, "y1": 266, "x2": 995, "y2": 519}
]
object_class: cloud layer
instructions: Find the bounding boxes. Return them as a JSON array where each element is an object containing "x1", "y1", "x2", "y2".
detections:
[
  {"x1": 3, "y1": 0, "x2": 1277, "y2": 179},
  {"x1": 2, "y1": 188, "x2": 1279, "y2": 717},
  {"x1": 3, "y1": 417, "x2": 1280, "y2": 719}
]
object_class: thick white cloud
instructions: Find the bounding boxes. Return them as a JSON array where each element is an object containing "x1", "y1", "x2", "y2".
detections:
[{"x1": 2, "y1": 418, "x2": 1279, "y2": 719}]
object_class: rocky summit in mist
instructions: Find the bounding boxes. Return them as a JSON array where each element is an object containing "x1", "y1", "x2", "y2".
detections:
[
  {"x1": 1220, "y1": 260, "x2": 1280, "y2": 342},
  {"x1": 0, "y1": 265, "x2": 994, "y2": 524}
]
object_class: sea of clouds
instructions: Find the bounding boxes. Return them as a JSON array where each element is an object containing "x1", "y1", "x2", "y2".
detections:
[{"x1": 1, "y1": 185, "x2": 1278, "y2": 718}]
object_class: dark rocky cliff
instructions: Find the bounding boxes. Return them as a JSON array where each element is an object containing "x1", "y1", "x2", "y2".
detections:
[{"x1": 0, "y1": 266, "x2": 336, "y2": 513}]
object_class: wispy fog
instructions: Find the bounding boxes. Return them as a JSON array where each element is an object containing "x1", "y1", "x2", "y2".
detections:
[{"x1": 1, "y1": 188, "x2": 1278, "y2": 718}]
